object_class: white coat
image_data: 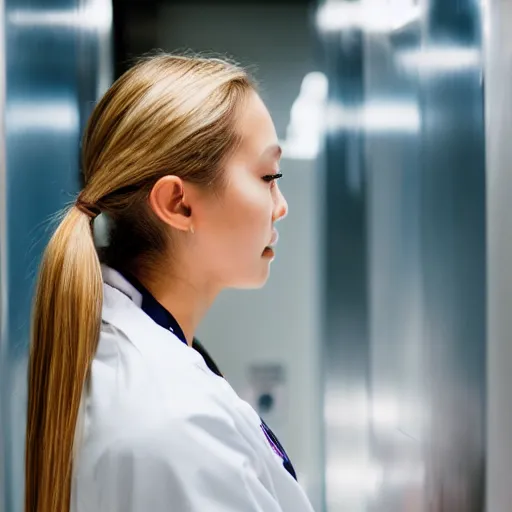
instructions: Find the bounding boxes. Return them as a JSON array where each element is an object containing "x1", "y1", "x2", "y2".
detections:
[{"x1": 71, "y1": 266, "x2": 315, "y2": 512}]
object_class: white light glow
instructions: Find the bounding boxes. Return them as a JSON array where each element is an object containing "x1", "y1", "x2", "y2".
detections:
[
  {"x1": 327, "y1": 459, "x2": 383, "y2": 496},
  {"x1": 324, "y1": 388, "x2": 368, "y2": 428},
  {"x1": 387, "y1": 464, "x2": 426, "y2": 487},
  {"x1": 326, "y1": 459, "x2": 426, "y2": 504},
  {"x1": 481, "y1": 0, "x2": 491, "y2": 44},
  {"x1": 316, "y1": 0, "x2": 421, "y2": 33},
  {"x1": 372, "y1": 398, "x2": 400, "y2": 428},
  {"x1": 8, "y1": 0, "x2": 112, "y2": 32},
  {"x1": 7, "y1": 101, "x2": 79, "y2": 133},
  {"x1": 397, "y1": 47, "x2": 481, "y2": 72},
  {"x1": 325, "y1": 389, "x2": 426, "y2": 434},
  {"x1": 327, "y1": 101, "x2": 420, "y2": 132},
  {"x1": 281, "y1": 72, "x2": 328, "y2": 160}
]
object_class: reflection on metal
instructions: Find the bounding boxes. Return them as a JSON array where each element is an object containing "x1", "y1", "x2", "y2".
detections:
[
  {"x1": 326, "y1": 102, "x2": 420, "y2": 132},
  {"x1": 6, "y1": 100, "x2": 80, "y2": 133},
  {"x1": 319, "y1": 0, "x2": 486, "y2": 510},
  {"x1": 281, "y1": 72, "x2": 328, "y2": 161},
  {"x1": 316, "y1": 0, "x2": 421, "y2": 33},
  {"x1": 8, "y1": 6, "x2": 110, "y2": 31},
  {"x1": 0, "y1": 0, "x2": 6, "y2": 508},
  {"x1": 0, "y1": 1, "x2": 112, "y2": 510},
  {"x1": 396, "y1": 47, "x2": 481, "y2": 73},
  {"x1": 485, "y1": 1, "x2": 512, "y2": 510}
]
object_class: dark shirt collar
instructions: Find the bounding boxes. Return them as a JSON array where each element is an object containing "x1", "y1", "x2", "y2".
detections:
[{"x1": 119, "y1": 271, "x2": 188, "y2": 346}]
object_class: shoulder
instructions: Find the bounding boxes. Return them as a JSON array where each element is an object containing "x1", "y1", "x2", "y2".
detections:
[
  {"x1": 84, "y1": 282, "x2": 265, "y2": 475},
  {"x1": 91, "y1": 320, "x2": 230, "y2": 423},
  {"x1": 80, "y1": 357, "x2": 261, "y2": 483},
  {"x1": 88, "y1": 299, "x2": 241, "y2": 444}
]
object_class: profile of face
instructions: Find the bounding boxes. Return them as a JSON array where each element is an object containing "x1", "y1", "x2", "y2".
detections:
[{"x1": 150, "y1": 91, "x2": 288, "y2": 291}]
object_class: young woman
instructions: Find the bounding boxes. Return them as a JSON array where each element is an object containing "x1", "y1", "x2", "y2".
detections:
[{"x1": 25, "y1": 54, "x2": 315, "y2": 512}]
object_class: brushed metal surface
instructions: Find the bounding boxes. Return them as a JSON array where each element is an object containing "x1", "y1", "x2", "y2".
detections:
[
  {"x1": 320, "y1": 1, "x2": 486, "y2": 510},
  {"x1": 485, "y1": 1, "x2": 512, "y2": 511},
  {"x1": 0, "y1": 1, "x2": 112, "y2": 509}
]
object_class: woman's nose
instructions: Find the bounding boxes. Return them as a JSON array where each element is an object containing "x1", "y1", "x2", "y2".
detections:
[{"x1": 273, "y1": 184, "x2": 288, "y2": 222}]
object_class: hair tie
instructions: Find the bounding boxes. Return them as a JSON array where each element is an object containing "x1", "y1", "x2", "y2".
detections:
[{"x1": 75, "y1": 199, "x2": 101, "y2": 219}]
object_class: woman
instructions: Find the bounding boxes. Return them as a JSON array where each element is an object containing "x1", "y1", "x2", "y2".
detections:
[{"x1": 25, "y1": 54, "x2": 315, "y2": 512}]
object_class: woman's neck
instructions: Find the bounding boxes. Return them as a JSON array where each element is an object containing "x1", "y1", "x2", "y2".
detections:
[{"x1": 140, "y1": 272, "x2": 217, "y2": 347}]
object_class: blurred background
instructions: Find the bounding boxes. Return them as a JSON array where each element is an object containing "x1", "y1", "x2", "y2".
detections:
[{"x1": 2, "y1": 0, "x2": 512, "y2": 510}]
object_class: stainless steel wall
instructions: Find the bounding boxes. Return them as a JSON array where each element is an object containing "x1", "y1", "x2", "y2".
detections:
[
  {"x1": 0, "y1": 1, "x2": 112, "y2": 510},
  {"x1": 485, "y1": 1, "x2": 512, "y2": 511},
  {"x1": 319, "y1": 1, "x2": 486, "y2": 510}
]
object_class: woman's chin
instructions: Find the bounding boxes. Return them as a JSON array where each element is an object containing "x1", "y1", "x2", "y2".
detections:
[{"x1": 230, "y1": 264, "x2": 272, "y2": 290}]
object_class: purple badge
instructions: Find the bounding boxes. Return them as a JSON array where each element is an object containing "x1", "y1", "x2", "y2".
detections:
[{"x1": 260, "y1": 423, "x2": 286, "y2": 460}]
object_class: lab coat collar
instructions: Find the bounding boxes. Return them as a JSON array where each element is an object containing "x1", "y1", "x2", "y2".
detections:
[
  {"x1": 100, "y1": 264, "x2": 204, "y2": 369},
  {"x1": 101, "y1": 265, "x2": 143, "y2": 307},
  {"x1": 101, "y1": 265, "x2": 187, "y2": 344},
  {"x1": 109, "y1": 268, "x2": 188, "y2": 346}
]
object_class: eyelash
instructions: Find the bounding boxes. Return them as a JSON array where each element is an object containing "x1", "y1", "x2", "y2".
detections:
[{"x1": 262, "y1": 173, "x2": 283, "y2": 183}]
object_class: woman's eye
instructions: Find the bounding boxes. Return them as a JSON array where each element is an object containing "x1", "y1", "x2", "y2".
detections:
[{"x1": 262, "y1": 173, "x2": 283, "y2": 183}]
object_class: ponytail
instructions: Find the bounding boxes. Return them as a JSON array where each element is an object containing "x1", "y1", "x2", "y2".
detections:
[
  {"x1": 25, "y1": 206, "x2": 102, "y2": 512},
  {"x1": 24, "y1": 52, "x2": 255, "y2": 512}
]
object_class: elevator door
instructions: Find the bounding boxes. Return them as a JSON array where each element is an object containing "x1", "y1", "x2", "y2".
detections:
[{"x1": 321, "y1": 1, "x2": 486, "y2": 510}]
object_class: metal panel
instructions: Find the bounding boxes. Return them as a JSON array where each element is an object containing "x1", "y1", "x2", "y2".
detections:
[
  {"x1": 0, "y1": 0, "x2": 7, "y2": 508},
  {"x1": 322, "y1": 26, "x2": 371, "y2": 511},
  {"x1": 0, "y1": 1, "x2": 112, "y2": 510},
  {"x1": 485, "y1": 1, "x2": 512, "y2": 511},
  {"x1": 320, "y1": 1, "x2": 486, "y2": 510}
]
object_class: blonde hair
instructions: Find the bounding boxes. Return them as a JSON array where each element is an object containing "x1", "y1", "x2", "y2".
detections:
[{"x1": 25, "y1": 54, "x2": 254, "y2": 512}]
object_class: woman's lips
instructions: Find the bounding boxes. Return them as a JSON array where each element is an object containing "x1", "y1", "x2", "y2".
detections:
[
  {"x1": 268, "y1": 229, "x2": 279, "y2": 248},
  {"x1": 262, "y1": 230, "x2": 279, "y2": 258}
]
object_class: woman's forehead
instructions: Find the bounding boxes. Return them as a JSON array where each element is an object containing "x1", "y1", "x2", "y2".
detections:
[{"x1": 235, "y1": 92, "x2": 279, "y2": 159}]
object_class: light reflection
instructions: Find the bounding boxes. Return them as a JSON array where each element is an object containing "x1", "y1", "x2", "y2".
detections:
[
  {"x1": 327, "y1": 101, "x2": 421, "y2": 132},
  {"x1": 324, "y1": 389, "x2": 425, "y2": 431},
  {"x1": 281, "y1": 72, "x2": 328, "y2": 160},
  {"x1": 8, "y1": 0, "x2": 112, "y2": 33},
  {"x1": 327, "y1": 459, "x2": 383, "y2": 496},
  {"x1": 316, "y1": 0, "x2": 421, "y2": 33},
  {"x1": 7, "y1": 101, "x2": 79, "y2": 133},
  {"x1": 397, "y1": 47, "x2": 481, "y2": 72},
  {"x1": 327, "y1": 459, "x2": 425, "y2": 501}
]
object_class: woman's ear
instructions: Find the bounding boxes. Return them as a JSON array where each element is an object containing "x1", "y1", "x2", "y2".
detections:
[{"x1": 149, "y1": 175, "x2": 193, "y2": 232}]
